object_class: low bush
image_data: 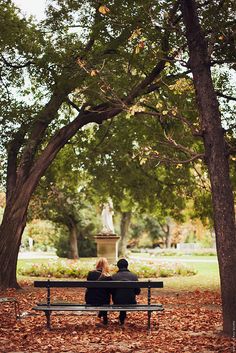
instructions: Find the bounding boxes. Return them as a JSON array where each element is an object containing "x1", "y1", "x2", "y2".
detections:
[
  {"x1": 129, "y1": 260, "x2": 196, "y2": 278},
  {"x1": 18, "y1": 259, "x2": 197, "y2": 278},
  {"x1": 130, "y1": 248, "x2": 216, "y2": 257}
]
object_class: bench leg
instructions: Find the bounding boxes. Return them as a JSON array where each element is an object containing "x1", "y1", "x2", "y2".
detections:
[
  {"x1": 14, "y1": 300, "x2": 20, "y2": 319},
  {"x1": 148, "y1": 311, "x2": 151, "y2": 330},
  {"x1": 44, "y1": 311, "x2": 51, "y2": 330}
]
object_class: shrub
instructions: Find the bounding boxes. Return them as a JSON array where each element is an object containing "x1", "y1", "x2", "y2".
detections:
[
  {"x1": 18, "y1": 259, "x2": 197, "y2": 279},
  {"x1": 130, "y1": 248, "x2": 217, "y2": 257}
]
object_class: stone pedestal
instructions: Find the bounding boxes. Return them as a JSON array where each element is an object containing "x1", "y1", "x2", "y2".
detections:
[{"x1": 94, "y1": 234, "x2": 120, "y2": 264}]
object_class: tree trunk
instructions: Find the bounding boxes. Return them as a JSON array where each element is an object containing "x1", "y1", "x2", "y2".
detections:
[
  {"x1": 164, "y1": 224, "x2": 171, "y2": 249},
  {"x1": 0, "y1": 189, "x2": 31, "y2": 288},
  {"x1": 68, "y1": 218, "x2": 79, "y2": 259},
  {"x1": 181, "y1": 0, "x2": 236, "y2": 336},
  {"x1": 119, "y1": 211, "x2": 132, "y2": 256}
]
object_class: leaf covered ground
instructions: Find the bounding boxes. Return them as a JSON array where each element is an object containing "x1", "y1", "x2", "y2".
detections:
[{"x1": 0, "y1": 282, "x2": 233, "y2": 353}]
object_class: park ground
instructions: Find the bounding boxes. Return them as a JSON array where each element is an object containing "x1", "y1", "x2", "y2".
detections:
[{"x1": 0, "y1": 254, "x2": 234, "y2": 352}]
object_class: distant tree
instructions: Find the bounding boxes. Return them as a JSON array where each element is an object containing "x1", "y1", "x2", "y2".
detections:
[
  {"x1": 30, "y1": 145, "x2": 100, "y2": 258},
  {"x1": 23, "y1": 219, "x2": 57, "y2": 251}
]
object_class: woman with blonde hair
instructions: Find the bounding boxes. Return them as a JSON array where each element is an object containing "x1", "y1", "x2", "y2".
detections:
[{"x1": 85, "y1": 257, "x2": 112, "y2": 325}]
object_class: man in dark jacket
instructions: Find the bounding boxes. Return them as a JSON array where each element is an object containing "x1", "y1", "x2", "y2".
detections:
[{"x1": 112, "y1": 258, "x2": 140, "y2": 325}]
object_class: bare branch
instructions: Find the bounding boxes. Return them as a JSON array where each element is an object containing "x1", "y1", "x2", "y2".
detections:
[
  {"x1": 216, "y1": 91, "x2": 236, "y2": 102},
  {"x1": 192, "y1": 164, "x2": 211, "y2": 191},
  {"x1": 1, "y1": 54, "x2": 33, "y2": 69},
  {"x1": 150, "y1": 152, "x2": 204, "y2": 164},
  {"x1": 66, "y1": 98, "x2": 81, "y2": 112},
  {"x1": 93, "y1": 119, "x2": 114, "y2": 151},
  {"x1": 225, "y1": 123, "x2": 236, "y2": 133},
  {"x1": 134, "y1": 109, "x2": 202, "y2": 137}
]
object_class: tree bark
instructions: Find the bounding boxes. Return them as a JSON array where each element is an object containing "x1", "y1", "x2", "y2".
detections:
[
  {"x1": 164, "y1": 224, "x2": 171, "y2": 248},
  {"x1": 0, "y1": 186, "x2": 32, "y2": 288},
  {"x1": 180, "y1": 0, "x2": 236, "y2": 336},
  {"x1": 67, "y1": 218, "x2": 79, "y2": 259},
  {"x1": 119, "y1": 211, "x2": 132, "y2": 256}
]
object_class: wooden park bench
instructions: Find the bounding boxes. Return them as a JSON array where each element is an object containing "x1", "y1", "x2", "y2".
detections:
[{"x1": 33, "y1": 280, "x2": 164, "y2": 330}]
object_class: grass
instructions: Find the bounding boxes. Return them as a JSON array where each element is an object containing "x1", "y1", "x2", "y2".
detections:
[
  {"x1": 17, "y1": 255, "x2": 220, "y2": 292},
  {"x1": 163, "y1": 261, "x2": 220, "y2": 291}
]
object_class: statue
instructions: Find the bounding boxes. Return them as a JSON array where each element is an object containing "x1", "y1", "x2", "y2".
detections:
[
  {"x1": 95, "y1": 198, "x2": 119, "y2": 263},
  {"x1": 101, "y1": 199, "x2": 115, "y2": 234}
]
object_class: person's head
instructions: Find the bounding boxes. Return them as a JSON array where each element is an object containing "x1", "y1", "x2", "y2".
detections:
[
  {"x1": 117, "y1": 258, "x2": 128, "y2": 270},
  {"x1": 96, "y1": 257, "x2": 110, "y2": 276}
]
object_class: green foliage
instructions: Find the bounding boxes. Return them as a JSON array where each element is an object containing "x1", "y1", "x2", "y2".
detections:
[
  {"x1": 54, "y1": 228, "x2": 97, "y2": 258},
  {"x1": 29, "y1": 144, "x2": 101, "y2": 258},
  {"x1": 22, "y1": 219, "x2": 58, "y2": 251}
]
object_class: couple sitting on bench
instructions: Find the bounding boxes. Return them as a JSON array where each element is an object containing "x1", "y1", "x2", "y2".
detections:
[{"x1": 85, "y1": 258, "x2": 140, "y2": 326}]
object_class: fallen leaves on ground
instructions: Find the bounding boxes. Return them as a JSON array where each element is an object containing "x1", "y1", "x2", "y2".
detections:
[{"x1": 0, "y1": 282, "x2": 233, "y2": 353}]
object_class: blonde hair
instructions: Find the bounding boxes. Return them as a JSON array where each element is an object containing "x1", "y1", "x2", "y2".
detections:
[{"x1": 96, "y1": 257, "x2": 110, "y2": 277}]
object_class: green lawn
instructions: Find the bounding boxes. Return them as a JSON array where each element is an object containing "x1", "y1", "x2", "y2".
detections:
[{"x1": 163, "y1": 261, "x2": 220, "y2": 291}]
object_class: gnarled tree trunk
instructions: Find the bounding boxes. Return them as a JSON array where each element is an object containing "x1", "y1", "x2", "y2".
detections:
[
  {"x1": 181, "y1": 0, "x2": 236, "y2": 336},
  {"x1": 0, "y1": 180, "x2": 36, "y2": 288}
]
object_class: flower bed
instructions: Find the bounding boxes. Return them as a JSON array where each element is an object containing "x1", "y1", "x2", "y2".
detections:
[{"x1": 18, "y1": 259, "x2": 197, "y2": 278}]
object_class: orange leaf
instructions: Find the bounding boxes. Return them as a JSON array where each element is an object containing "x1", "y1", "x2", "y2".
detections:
[{"x1": 98, "y1": 5, "x2": 110, "y2": 15}]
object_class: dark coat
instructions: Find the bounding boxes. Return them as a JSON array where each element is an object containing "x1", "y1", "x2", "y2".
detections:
[
  {"x1": 85, "y1": 269, "x2": 112, "y2": 305},
  {"x1": 111, "y1": 269, "x2": 140, "y2": 304}
]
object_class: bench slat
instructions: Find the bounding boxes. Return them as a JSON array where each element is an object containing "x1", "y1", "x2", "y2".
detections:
[
  {"x1": 37, "y1": 302, "x2": 163, "y2": 307},
  {"x1": 33, "y1": 304, "x2": 164, "y2": 312},
  {"x1": 34, "y1": 280, "x2": 163, "y2": 288}
]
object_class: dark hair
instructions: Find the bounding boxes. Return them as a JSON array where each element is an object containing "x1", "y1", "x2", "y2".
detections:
[{"x1": 117, "y1": 258, "x2": 128, "y2": 269}]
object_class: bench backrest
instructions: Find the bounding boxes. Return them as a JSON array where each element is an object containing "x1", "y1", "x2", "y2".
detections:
[
  {"x1": 34, "y1": 280, "x2": 163, "y2": 306},
  {"x1": 34, "y1": 280, "x2": 163, "y2": 289}
]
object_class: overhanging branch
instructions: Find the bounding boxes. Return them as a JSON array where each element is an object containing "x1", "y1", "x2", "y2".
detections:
[
  {"x1": 216, "y1": 91, "x2": 236, "y2": 102},
  {"x1": 28, "y1": 0, "x2": 181, "y2": 185},
  {"x1": 1, "y1": 54, "x2": 33, "y2": 69}
]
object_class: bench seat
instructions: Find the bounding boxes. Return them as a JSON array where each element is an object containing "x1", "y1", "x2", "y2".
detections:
[{"x1": 34, "y1": 303, "x2": 164, "y2": 311}]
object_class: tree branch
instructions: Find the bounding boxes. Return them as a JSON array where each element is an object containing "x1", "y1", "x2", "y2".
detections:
[
  {"x1": 150, "y1": 152, "x2": 204, "y2": 164},
  {"x1": 26, "y1": 1, "x2": 182, "y2": 188},
  {"x1": 92, "y1": 119, "x2": 114, "y2": 151},
  {"x1": 216, "y1": 91, "x2": 236, "y2": 102},
  {"x1": 1, "y1": 54, "x2": 33, "y2": 69},
  {"x1": 6, "y1": 125, "x2": 28, "y2": 201},
  {"x1": 66, "y1": 98, "x2": 81, "y2": 112}
]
